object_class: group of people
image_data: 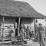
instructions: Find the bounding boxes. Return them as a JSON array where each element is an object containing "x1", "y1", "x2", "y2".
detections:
[
  {"x1": 20, "y1": 24, "x2": 33, "y2": 41},
  {"x1": 5, "y1": 22, "x2": 36, "y2": 42},
  {"x1": 4, "y1": 21, "x2": 45, "y2": 46},
  {"x1": 7, "y1": 23, "x2": 33, "y2": 42}
]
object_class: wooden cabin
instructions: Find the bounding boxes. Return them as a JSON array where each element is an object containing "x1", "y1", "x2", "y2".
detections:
[{"x1": 0, "y1": 0, "x2": 46, "y2": 44}]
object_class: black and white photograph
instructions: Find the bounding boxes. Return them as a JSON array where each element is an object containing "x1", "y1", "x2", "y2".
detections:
[{"x1": 0, "y1": 0, "x2": 46, "y2": 46}]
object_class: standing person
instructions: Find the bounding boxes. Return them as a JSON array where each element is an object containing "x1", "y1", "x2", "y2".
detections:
[
  {"x1": 35, "y1": 24, "x2": 39, "y2": 41},
  {"x1": 38, "y1": 23, "x2": 45, "y2": 46},
  {"x1": 26, "y1": 26, "x2": 30, "y2": 39},
  {"x1": 20, "y1": 24, "x2": 24, "y2": 41},
  {"x1": 9, "y1": 29, "x2": 13, "y2": 41}
]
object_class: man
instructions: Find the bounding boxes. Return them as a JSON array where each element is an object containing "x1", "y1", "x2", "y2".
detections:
[
  {"x1": 26, "y1": 26, "x2": 30, "y2": 39},
  {"x1": 38, "y1": 23, "x2": 45, "y2": 46}
]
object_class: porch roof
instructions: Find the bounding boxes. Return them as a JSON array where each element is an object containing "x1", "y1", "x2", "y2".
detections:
[{"x1": 0, "y1": 0, "x2": 46, "y2": 18}]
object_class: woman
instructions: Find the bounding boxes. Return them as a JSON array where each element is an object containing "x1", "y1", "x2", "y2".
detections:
[{"x1": 20, "y1": 24, "x2": 24, "y2": 41}]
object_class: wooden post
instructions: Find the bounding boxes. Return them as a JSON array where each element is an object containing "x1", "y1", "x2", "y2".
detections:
[
  {"x1": 34, "y1": 19, "x2": 35, "y2": 36},
  {"x1": 2, "y1": 16, "x2": 4, "y2": 42},
  {"x1": 18, "y1": 17, "x2": 20, "y2": 36},
  {"x1": 34, "y1": 18, "x2": 36, "y2": 37}
]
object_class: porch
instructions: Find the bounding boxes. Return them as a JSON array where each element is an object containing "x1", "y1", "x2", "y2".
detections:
[{"x1": 0, "y1": 16, "x2": 35, "y2": 43}]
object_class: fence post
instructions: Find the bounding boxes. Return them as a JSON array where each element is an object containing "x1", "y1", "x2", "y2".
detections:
[
  {"x1": 18, "y1": 17, "x2": 20, "y2": 36},
  {"x1": 3, "y1": 16, "x2": 4, "y2": 42}
]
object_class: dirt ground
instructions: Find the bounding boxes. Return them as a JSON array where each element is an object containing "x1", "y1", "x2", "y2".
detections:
[{"x1": 0, "y1": 40, "x2": 40, "y2": 46}]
